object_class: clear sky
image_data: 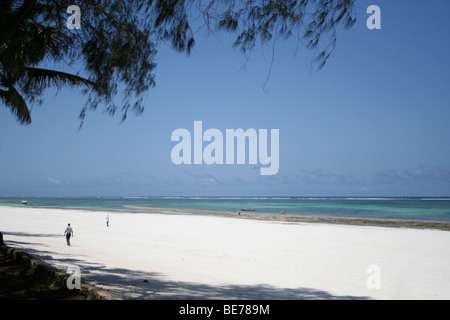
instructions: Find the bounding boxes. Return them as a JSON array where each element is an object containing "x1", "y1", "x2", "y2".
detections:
[{"x1": 1, "y1": 0, "x2": 449, "y2": 197}]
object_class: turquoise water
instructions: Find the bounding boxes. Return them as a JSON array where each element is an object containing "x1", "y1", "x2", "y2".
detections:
[{"x1": 1, "y1": 197, "x2": 450, "y2": 222}]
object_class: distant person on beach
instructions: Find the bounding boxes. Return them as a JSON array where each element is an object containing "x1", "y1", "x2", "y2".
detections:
[
  {"x1": 64, "y1": 223, "x2": 73, "y2": 246},
  {"x1": 106, "y1": 214, "x2": 110, "y2": 227},
  {"x1": 281, "y1": 210, "x2": 287, "y2": 215}
]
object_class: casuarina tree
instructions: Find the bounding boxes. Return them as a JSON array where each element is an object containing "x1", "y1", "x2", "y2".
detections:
[{"x1": 0, "y1": 0, "x2": 356, "y2": 125}]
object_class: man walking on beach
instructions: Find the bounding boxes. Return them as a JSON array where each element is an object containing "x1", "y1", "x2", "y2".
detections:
[
  {"x1": 64, "y1": 223, "x2": 73, "y2": 246},
  {"x1": 106, "y1": 214, "x2": 109, "y2": 227}
]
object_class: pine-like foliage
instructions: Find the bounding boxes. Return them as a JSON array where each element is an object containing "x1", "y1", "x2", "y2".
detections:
[{"x1": 0, "y1": 0, "x2": 355, "y2": 125}]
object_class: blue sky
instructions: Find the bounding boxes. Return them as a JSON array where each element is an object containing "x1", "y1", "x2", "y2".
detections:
[{"x1": 1, "y1": 0, "x2": 450, "y2": 197}]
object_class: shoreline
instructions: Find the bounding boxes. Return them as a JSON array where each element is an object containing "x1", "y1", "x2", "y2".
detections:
[
  {"x1": 2, "y1": 204, "x2": 450, "y2": 231},
  {"x1": 125, "y1": 205, "x2": 450, "y2": 230}
]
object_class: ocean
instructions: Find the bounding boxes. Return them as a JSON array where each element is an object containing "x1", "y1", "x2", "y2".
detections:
[{"x1": 1, "y1": 197, "x2": 450, "y2": 222}]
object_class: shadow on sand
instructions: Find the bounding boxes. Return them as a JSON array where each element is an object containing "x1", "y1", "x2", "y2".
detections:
[{"x1": 3, "y1": 232, "x2": 370, "y2": 300}]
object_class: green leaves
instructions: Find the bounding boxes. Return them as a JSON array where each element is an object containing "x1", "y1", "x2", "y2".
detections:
[
  {"x1": 206, "y1": 0, "x2": 356, "y2": 70},
  {"x1": 1, "y1": 0, "x2": 356, "y2": 126},
  {"x1": 0, "y1": 86, "x2": 31, "y2": 125},
  {"x1": 22, "y1": 67, "x2": 100, "y2": 94}
]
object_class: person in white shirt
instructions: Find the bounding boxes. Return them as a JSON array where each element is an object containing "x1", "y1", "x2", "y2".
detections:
[{"x1": 64, "y1": 223, "x2": 73, "y2": 246}]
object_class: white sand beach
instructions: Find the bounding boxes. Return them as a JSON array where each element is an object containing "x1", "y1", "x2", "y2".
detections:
[{"x1": 1, "y1": 206, "x2": 449, "y2": 300}]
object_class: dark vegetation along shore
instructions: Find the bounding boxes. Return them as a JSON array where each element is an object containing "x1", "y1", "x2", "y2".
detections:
[
  {"x1": 127, "y1": 206, "x2": 450, "y2": 231},
  {"x1": 0, "y1": 232, "x2": 111, "y2": 300}
]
